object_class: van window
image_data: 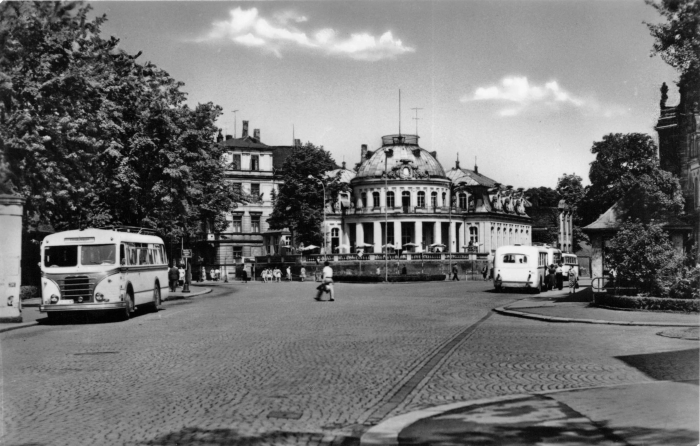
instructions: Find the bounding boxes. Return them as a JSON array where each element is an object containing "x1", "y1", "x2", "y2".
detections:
[{"x1": 503, "y1": 254, "x2": 527, "y2": 264}]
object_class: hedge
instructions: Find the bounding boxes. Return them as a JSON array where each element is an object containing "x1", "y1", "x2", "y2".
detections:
[
  {"x1": 594, "y1": 293, "x2": 699, "y2": 313},
  {"x1": 20, "y1": 286, "x2": 38, "y2": 300},
  {"x1": 333, "y1": 274, "x2": 447, "y2": 283}
]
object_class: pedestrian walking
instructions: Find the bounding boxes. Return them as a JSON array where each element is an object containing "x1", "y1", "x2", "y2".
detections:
[
  {"x1": 168, "y1": 264, "x2": 179, "y2": 292},
  {"x1": 286, "y1": 266, "x2": 292, "y2": 281},
  {"x1": 451, "y1": 264, "x2": 459, "y2": 281},
  {"x1": 300, "y1": 266, "x2": 306, "y2": 282},
  {"x1": 315, "y1": 261, "x2": 335, "y2": 301},
  {"x1": 200, "y1": 266, "x2": 205, "y2": 283},
  {"x1": 273, "y1": 267, "x2": 281, "y2": 282},
  {"x1": 556, "y1": 262, "x2": 564, "y2": 290},
  {"x1": 482, "y1": 264, "x2": 489, "y2": 281},
  {"x1": 209, "y1": 268, "x2": 214, "y2": 281},
  {"x1": 242, "y1": 264, "x2": 250, "y2": 284}
]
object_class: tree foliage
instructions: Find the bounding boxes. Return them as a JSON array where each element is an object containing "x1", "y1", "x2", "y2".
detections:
[
  {"x1": 646, "y1": 0, "x2": 700, "y2": 87},
  {"x1": 579, "y1": 133, "x2": 684, "y2": 224},
  {"x1": 606, "y1": 220, "x2": 686, "y2": 296},
  {"x1": 268, "y1": 142, "x2": 346, "y2": 249},
  {"x1": 0, "y1": 1, "x2": 241, "y2": 240},
  {"x1": 524, "y1": 186, "x2": 559, "y2": 207}
]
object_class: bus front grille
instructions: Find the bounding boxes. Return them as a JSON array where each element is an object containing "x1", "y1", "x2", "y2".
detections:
[{"x1": 60, "y1": 276, "x2": 94, "y2": 302}]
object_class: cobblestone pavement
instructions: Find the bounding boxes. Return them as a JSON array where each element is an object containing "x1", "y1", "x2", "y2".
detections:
[{"x1": 1, "y1": 281, "x2": 695, "y2": 446}]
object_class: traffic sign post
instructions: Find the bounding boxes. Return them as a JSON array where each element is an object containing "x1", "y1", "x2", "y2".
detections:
[{"x1": 182, "y1": 249, "x2": 192, "y2": 293}]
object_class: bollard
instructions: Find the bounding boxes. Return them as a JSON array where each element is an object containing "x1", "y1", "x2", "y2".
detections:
[{"x1": 0, "y1": 195, "x2": 25, "y2": 323}]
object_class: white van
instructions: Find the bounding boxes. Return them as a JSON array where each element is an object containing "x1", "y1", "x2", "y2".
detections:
[
  {"x1": 40, "y1": 227, "x2": 169, "y2": 319},
  {"x1": 493, "y1": 245, "x2": 549, "y2": 293}
]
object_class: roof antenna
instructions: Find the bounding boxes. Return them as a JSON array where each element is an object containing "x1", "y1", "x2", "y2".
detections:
[
  {"x1": 398, "y1": 89, "x2": 401, "y2": 136},
  {"x1": 456, "y1": 153, "x2": 460, "y2": 169},
  {"x1": 412, "y1": 107, "x2": 423, "y2": 136},
  {"x1": 474, "y1": 156, "x2": 478, "y2": 174}
]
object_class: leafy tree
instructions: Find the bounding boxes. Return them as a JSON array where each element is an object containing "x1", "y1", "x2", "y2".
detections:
[
  {"x1": 579, "y1": 133, "x2": 684, "y2": 224},
  {"x1": 646, "y1": 0, "x2": 700, "y2": 89},
  {"x1": 524, "y1": 186, "x2": 559, "y2": 207},
  {"x1": 606, "y1": 220, "x2": 685, "y2": 296},
  {"x1": 556, "y1": 173, "x2": 590, "y2": 252},
  {"x1": 0, "y1": 1, "x2": 242, "y2": 243},
  {"x1": 268, "y1": 142, "x2": 346, "y2": 249}
]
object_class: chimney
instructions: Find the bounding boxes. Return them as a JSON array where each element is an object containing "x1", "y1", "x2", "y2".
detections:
[
  {"x1": 242, "y1": 120, "x2": 249, "y2": 138},
  {"x1": 361, "y1": 144, "x2": 367, "y2": 160},
  {"x1": 254, "y1": 129, "x2": 260, "y2": 141},
  {"x1": 216, "y1": 130, "x2": 223, "y2": 143},
  {"x1": 225, "y1": 134, "x2": 232, "y2": 141},
  {"x1": 342, "y1": 161, "x2": 346, "y2": 169}
]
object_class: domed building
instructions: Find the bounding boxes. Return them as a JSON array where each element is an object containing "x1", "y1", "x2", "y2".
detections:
[{"x1": 324, "y1": 134, "x2": 533, "y2": 256}]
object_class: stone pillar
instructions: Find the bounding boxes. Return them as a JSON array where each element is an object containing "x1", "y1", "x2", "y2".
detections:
[
  {"x1": 415, "y1": 220, "x2": 423, "y2": 252},
  {"x1": 434, "y1": 220, "x2": 442, "y2": 247},
  {"x1": 342, "y1": 223, "x2": 351, "y2": 251},
  {"x1": 590, "y1": 233, "x2": 604, "y2": 278},
  {"x1": 374, "y1": 221, "x2": 382, "y2": 253},
  {"x1": 394, "y1": 220, "x2": 402, "y2": 250},
  {"x1": 449, "y1": 221, "x2": 457, "y2": 253},
  {"x1": 356, "y1": 223, "x2": 364, "y2": 248},
  {"x1": 0, "y1": 195, "x2": 25, "y2": 323}
]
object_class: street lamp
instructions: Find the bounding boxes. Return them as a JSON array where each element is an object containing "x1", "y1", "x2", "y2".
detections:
[
  {"x1": 384, "y1": 148, "x2": 394, "y2": 282},
  {"x1": 308, "y1": 175, "x2": 326, "y2": 255},
  {"x1": 448, "y1": 181, "x2": 468, "y2": 280}
]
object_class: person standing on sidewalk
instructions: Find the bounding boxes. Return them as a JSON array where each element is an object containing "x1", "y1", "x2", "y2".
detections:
[
  {"x1": 556, "y1": 262, "x2": 564, "y2": 290},
  {"x1": 315, "y1": 261, "x2": 335, "y2": 301},
  {"x1": 451, "y1": 264, "x2": 459, "y2": 281},
  {"x1": 168, "y1": 264, "x2": 179, "y2": 292},
  {"x1": 300, "y1": 266, "x2": 306, "y2": 282},
  {"x1": 568, "y1": 267, "x2": 578, "y2": 294},
  {"x1": 548, "y1": 264, "x2": 557, "y2": 290}
]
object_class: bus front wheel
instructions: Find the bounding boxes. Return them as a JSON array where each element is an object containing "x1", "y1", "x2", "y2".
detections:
[
  {"x1": 122, "y1": 291, "x2": 134, "y2": 320},
  {"x1": 152, "y1": 284, "x2": 161, "y2": 312}
]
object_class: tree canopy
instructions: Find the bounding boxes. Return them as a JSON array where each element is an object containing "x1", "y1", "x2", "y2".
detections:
[
  {"x1": 579, "y1": 133, "x2": 684, "y2": 224},
  {"x1": 267, "y1": 142, "x2": 346, "y2": 249},
  {"x1": 0, "y1": 1, "x2": 241, "y2": 240},
  {"x1": 646, "y1": 0, "x2": 700, "y2": 88}
]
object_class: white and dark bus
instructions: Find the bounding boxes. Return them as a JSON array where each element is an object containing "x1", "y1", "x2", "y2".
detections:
[{"x1": 40, "y1": 227, "x2": 169, "y2": 319}]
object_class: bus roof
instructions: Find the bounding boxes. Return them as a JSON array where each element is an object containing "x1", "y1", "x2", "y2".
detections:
[
  {"x1": 495, "y1": 245, "x2": 548, "y2": 254},
  {"x1": 42, "y1": 228, "x2": 165, "y2": 245}
]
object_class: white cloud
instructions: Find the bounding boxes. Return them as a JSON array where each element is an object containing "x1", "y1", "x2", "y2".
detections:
[
  {"x1": 201, "y1": 7, "x2": 414, "y2": 61},
  {"x1": 462, "y1": 76, "x2": 624, "y2": 118}
]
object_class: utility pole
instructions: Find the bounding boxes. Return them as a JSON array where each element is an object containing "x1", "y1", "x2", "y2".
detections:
[{"x1": 232, "y1": 110, "x2": 239, "y2": 138}]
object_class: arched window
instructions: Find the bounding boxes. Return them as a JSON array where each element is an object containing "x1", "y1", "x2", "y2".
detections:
[
  {"x1": 442, "y1": 192, "x2": 447, "y2": 207},
  {"x1": 469, "y1": 226, "x2": 478, "y2": 245},
  {"x1": 431, "y1": 192, "x2": 437, "y2": 208},
  {"x1": 386, "y1": 191, "x2": 395, "y2": 208},
  {"x1": 361, "y1": 192, "x2": 367, "y2": 208},
  {"x1": 417, "y1": 191, "x2": 425, "y2": 208},
  {"x1": 459, "y1": 193, "x2": 468, "y2": 210},
  {"x1": 373, "y1": 192, "x2": 380, "y2": 208},
  {"x1": 402, "y1": 191, "x2": 411, "y2": 208}
]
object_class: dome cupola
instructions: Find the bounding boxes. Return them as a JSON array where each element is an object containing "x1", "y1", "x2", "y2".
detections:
[{"x1": 355, "y1": 135, "x2": 445, "y2": 180}]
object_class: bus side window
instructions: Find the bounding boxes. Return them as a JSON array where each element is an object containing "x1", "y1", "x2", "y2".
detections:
[
  {"x1": 120, "y1": 244, "x2": 126, "y2": 265},
  {"x1": 159, "y1": 245, "x2": 167, "y2": 265}
]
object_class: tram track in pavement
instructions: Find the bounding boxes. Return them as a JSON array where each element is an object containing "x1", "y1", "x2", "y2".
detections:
[{"x1": 359, "y1": 311, "x2": 495, "y2": 427}]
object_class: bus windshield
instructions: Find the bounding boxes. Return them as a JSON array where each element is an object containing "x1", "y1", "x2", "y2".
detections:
[{"x1": 44, "y1": 244, "x2": 116, "y2": 267}]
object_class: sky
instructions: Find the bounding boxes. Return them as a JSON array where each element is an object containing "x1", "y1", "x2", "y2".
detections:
[{"x1": 89, "y1": 1, "x2": 681, "y2": 190}]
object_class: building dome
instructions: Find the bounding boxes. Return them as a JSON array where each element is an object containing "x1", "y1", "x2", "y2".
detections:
[{"x1": 355, "y1": 135, "x2": 446, "y2": 180}]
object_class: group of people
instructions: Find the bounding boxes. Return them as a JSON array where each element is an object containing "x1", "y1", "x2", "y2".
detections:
[
  {"x1": 260, "y1": 266, "x2": 304, "y2": 282},
  {"x1": 167, "y1": 264, "x2": 186, "y2": 292},
  {"x1": 546, "y1": 262, "x2": 579, "y2": 294}
]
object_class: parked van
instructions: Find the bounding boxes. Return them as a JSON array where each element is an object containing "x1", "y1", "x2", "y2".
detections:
[{"x1": 493, "y1": 245, "x2": 549, "y2": 293}]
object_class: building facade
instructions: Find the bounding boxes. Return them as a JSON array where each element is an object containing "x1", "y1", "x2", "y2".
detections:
[
  {"x1": 323, "y1": 134, "x2": 532, "y2": 255},
  {"x1": 206, "y1": 121, "x2": 294, "y2": 270},
  {"x1": 655, "y1": 82, "x2": 700, "y2": 260}
]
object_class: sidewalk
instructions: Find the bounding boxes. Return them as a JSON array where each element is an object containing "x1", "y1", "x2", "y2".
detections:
[
  {"x1": 494, "y1": 282, "x2": 700, "y2": 328},
  {"x1": 1, "y1": 286, "x2": 211, "y2": 333},
  {"x1": 362, "y1": 380, "x2": 699, "y2": 445}
]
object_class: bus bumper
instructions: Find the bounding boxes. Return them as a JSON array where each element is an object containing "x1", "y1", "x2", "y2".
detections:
[
  {"x1": 40, "y1": 302, "x2": 127, "y2": 312},
  {"x1": 499, "y1": 281, "x2": 531, "y2": 288}
]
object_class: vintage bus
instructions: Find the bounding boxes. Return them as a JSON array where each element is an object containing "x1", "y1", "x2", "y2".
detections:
[
  {"x1": 40, "y1": 227, "x2": 169, "y2": 319},
  {"x1": 493, "y1": 245, "x2": 549, "y2": 293},
  {"x1": 561, "y1": 253, "x2": 579, "y2": 280}
]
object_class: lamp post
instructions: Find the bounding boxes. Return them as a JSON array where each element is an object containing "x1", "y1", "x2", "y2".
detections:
[
  {"x1": 448, "y1": 181, "x2": 468, "y2": 280},
  {"x1": 308, "y1": 175, "x2": 326, "y2": 255},
  {"x1": 384, "y1": 148, "x2": 394, "y2": 282}
]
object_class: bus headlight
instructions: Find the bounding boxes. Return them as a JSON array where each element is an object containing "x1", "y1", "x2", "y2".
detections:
[
  {"x1": 95, "y1": 292, "x2": 105, "y2": 302},
  {"x1": 50, "y1": 294, "x2": 59, "y2": 304}
]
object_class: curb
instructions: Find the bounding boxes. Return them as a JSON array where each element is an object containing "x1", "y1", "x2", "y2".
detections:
[
  {"x1": 360, "y1": 379, "x2": 672, "y2": 446},
  {"x1": 0, "y1": 321, "x2": 38, "y2": 334},
  {"x1": 493, "y1": 305, "x2": 700, "y2": 327},
  {"x1": 163, "y1": 287, "x2": 212, "y2": 302}
]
